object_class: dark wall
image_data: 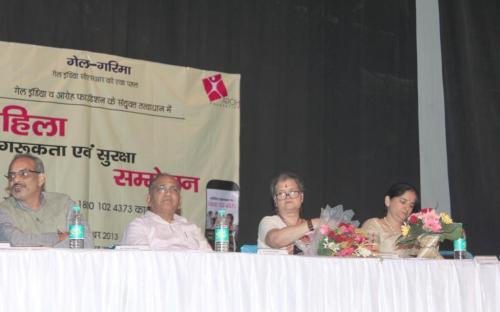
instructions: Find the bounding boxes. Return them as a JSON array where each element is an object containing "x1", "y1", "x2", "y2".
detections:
[
  {"x1": 439, "y1": 0, "x2": 500, "y2": 255},
  {"x1": 4, "y1": 0, "x2": 496, "y2": 255}
]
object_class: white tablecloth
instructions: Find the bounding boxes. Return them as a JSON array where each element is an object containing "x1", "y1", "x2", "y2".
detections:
[{"x1": 0, "y1": 249, "x2": 498, "y2": 312}]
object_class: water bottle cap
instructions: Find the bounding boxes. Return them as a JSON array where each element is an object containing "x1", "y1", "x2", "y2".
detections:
[
  {"x1": 72, "y1": 205, "x2": 81, "y2": 212},
  {"x1": 217, "y1": 209, "x2": 226, "y2": 216}
]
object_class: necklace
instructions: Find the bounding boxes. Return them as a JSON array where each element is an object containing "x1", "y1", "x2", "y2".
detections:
[{"x1": 383, "y1": 217, "x2": 400, "y2": 234}]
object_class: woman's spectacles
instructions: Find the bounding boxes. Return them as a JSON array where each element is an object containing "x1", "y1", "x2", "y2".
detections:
[
  {"x1": 5, "y1": 169, "x2": 40, "y2": 180},
  {"x1": 275, "y1": 190, "x2": 302, "y2": 200}
]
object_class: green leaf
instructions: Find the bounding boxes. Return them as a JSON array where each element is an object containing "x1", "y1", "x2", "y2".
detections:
[
  {"x1": 318, "y1": 248, "x2": 332, "y2": 256},
  {"x1": 440, "y1": 223, "x2": 462, "y2": 241},
  {"x1": 396, "y1": 223, "x2": 427, "y2": 245}
]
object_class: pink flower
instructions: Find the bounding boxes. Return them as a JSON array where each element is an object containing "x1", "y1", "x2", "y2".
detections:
[
  {"x1": 423, "y1": 219, "x2": 442, "y2": 232},
  {"x1": 339, "y1": 247, "x2": 355, "y2": 256},
  {"x1": 421, "y1": 210, "x2": 442, "y2": 232},
  {"x1": 354, "y1": 235, "x2": 366, "y2": 244},
  {"x1": 319, "y1": 224, "x2": 330, "y2": 236},
  {"x1": 338, "y1": 223, "x2": 353, "y2": 234}
]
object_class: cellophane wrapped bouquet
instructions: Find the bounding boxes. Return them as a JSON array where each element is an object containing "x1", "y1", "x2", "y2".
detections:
[
  {"x1": 395, "y1": 208, "x2": 462, "y2": 258},
  {"x1": 306, "y1": 204, "x2": 376, "y2": 257},
  {"x1": 396, "y1": 208, "x2": 462, "y2": 245}
]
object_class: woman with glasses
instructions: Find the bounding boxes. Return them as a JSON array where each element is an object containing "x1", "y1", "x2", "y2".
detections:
[
  {"x1": 257, "y1": 172, "x2": 320, "y2": 254},
  {"x1": 361, "y1": 182, "x2": 419, "y2": 257}
]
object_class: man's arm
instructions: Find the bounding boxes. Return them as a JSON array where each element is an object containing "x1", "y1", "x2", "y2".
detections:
[
  {"x1": 54, "y1": 200, "x2": 94, "y2": 248},
  {"x1": 121, "y1": 218, "x2": 150, "y2": 245},
  {"x1": 0, "y1": 209, "x2": 60, "y2": 247},
  {"x1": 193, "y1": 225, "x2": 213, "y2": 251}
]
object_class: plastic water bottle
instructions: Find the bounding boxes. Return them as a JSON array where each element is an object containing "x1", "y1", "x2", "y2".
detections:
[
  {"x1": 453, "y1": 228, "x2": 467, "y2": 259},
  {"x1": 69, "y1": 205, "x2": 85, "y2": 249},
  {"x1": 214, "y1": 209, "x2": 229, "y2": 252}
]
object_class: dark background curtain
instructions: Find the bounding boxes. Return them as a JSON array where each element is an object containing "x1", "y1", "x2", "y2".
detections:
[
  {"x1": 0, "y1": 0, "x2": 495, "y2": 255},
  {"x1": 439, "y1": 0, "x2": 500, "y2": 255}
]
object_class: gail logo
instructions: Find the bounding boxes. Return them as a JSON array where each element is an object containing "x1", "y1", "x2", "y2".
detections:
[{"x1": 202, "y1": 74, "x2": 228, "y2": 102}]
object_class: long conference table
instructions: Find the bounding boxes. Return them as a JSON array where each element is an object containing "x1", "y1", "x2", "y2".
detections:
[{"x1": 0, "y1": 248, "x2": 498, "y2": 312}]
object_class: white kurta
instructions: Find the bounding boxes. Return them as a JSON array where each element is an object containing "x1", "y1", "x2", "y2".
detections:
[{"x1": 122, "y1": 211, "x2": 212, "y2": 251}]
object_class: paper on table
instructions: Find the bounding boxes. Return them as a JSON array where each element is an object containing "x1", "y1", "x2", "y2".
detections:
[
  {"x1": 115, "y1": 245, "x2": 151, "y2": 251},
  {"x1": 257, "y1": 248, "x2": 288, "y2": 255},
  {"x1": 378, "y1": 252, "x2": 400, "y2": 259},
  {"x1": 474, "y1": 256, "x2": 499, "y2": 264},
  {"x1": 0, "y1": 242, "x2": 11, "y2": 249}
]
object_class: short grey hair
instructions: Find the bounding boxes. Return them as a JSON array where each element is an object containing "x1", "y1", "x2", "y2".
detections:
[
  {"x1": 270, "y1": 171, "x2": 305, "y2": 197},
  {"x1": 9, "y1": 154, "x2": 45, "y2": 173},
  {"x1": 8, "y1": 154, "x2": 46, "y2": 191}
]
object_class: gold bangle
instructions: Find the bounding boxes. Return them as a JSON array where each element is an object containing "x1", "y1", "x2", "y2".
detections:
[{"x1": 307, "y1": 219, "x2": 314, "y2": 232}]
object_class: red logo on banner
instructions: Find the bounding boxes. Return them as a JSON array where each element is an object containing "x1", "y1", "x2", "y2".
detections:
[{"x1": 202, "y1": 74, "x2": 228, "y2": 102}]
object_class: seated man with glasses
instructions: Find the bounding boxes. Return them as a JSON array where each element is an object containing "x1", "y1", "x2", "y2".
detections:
[
  {"x1": 0, "y1": 153, "x2": 94, "y2": 247},
  {"x1": 257, "y1": 172, "x2": 320, "y2": 254},
  {"x1": 121, "y1": 172, "x2": 212, "y2": 251}
]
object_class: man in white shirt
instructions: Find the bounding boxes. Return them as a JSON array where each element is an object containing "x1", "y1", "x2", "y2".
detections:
[{"x1": 121, "y1": 173, "x2": 212, "y2": 251}]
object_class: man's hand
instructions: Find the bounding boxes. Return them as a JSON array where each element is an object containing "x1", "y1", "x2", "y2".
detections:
[{"x1": 57, "y1": 230, "x2": 69, "y2": 242}]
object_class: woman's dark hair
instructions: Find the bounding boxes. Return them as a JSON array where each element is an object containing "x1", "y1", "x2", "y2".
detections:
[
  {"x1": 385, "y1": 182, "x2": 419, "y2": 199},
  {"x1": 385, "y1": 182, "x2": 420, "y2": 212}
]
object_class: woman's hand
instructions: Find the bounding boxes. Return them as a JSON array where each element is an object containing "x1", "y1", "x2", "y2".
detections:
[
  {"x1": 265, "y1": 218, "x2": 318, "y2": 249},
  {"x1": 310, "y1": 218, "x2": 320, "y2": 231}
]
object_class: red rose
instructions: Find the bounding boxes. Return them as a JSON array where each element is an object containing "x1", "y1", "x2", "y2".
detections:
[
  {"x1": 333, "y1": 234, "x2": 348, "y2": 242},
  {"x1": 408, "y1": 214, "x2": 419, "y2": 224}
]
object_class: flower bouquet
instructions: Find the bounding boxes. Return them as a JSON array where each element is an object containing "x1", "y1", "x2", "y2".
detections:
[
  {"x1": 306, "y1": 204, "x2": 376, "y2": 257},
  {"x1": 396, "y1": 208, "x2": 462, "y2": 258},
  {"x1": 316, "y1": 222, "x2": 375, "y2": 257}
]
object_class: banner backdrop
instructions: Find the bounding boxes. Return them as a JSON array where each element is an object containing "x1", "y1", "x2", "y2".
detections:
[{"x1": 0, "y1": 41, "x2": 240, "y2": 247}]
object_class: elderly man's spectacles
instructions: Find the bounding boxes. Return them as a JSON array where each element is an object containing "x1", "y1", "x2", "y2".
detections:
[
  {"x1": 153, "y1": 184, "x2": 180, "y2": 194},
  {"x1": 275, "y1": 190, "x2": 302, "y2": 200},
  {"x1": 5, "y1": 169, "x2": 40, "y2": 180}
]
